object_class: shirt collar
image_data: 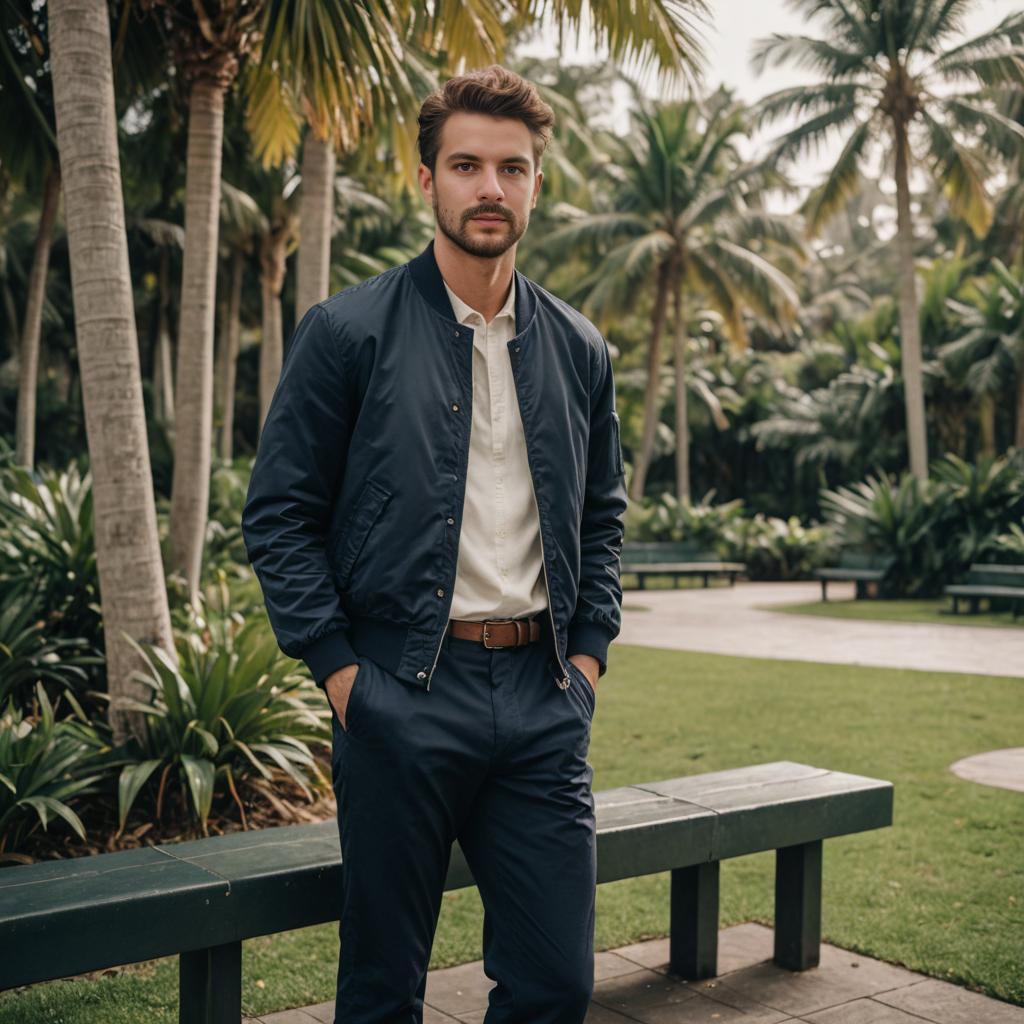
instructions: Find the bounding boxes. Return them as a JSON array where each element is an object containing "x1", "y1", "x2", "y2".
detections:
[{"x1": 442, "y1": 275, "x2": 516, "y2": 328}]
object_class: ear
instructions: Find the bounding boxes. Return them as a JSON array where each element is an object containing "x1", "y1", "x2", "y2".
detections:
[
  {"x1": 531, "y1": 168, "x2": 543, "y2": 209},
  {"x1": 417, "y1": 163, "x2": 433, "y2": 204}
]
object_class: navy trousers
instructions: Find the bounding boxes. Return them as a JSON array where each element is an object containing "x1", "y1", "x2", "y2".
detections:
[{"x1": 328, "y1": 615, "x2": 597, "y2": 1023}]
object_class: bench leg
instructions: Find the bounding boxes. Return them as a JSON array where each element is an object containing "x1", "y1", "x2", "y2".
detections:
[
  {"x1": 820, "y1": 580, "x2": 827, "y2": 602},
  {"x1": 180, "y1": 941, "x2": 242, "y2": 1024},
  {"x1": 670, "y1": 861, "x2": 719, "y2": 979},
  {"x1": 774, "y1": 840, "x2": 822, "y2": 971}
]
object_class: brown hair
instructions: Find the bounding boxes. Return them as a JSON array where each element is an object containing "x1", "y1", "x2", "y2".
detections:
[{"x1": 417, "y1": 65, "x2": 555, "y2": 173}]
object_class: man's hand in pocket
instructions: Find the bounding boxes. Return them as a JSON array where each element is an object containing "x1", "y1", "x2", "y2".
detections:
[{"x1": 324, "y1": 662, "x2": 360, "y2": 730}]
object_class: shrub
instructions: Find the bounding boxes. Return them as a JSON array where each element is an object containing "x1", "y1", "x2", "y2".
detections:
[
  {"x1": 108, "y1": 589, "x2": 330, "y2": 837},
  {"x1": 0, "y1": 685, "x2": 110, "y2": 863}
]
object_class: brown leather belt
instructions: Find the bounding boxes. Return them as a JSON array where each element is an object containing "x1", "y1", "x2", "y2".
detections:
[{"x1": 449, "y1": 617, "x2": 540, "y2": 649}]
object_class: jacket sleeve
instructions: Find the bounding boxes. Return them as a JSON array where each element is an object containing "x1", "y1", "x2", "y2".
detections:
[
  {"x1": 241, "y1": 303, "x2": 357, "y2": 688},
  {"x1": 566, "y1": 333, "x2": 628, "y2": 677}
]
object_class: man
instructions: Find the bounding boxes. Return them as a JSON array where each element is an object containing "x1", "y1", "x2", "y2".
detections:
[{"x1": 242, "y1": 64, "x2": 627, "y2": 1024}]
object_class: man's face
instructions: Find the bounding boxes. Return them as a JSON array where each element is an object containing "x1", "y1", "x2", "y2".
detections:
[{"x1": 418, "y1": 112, "x2": 543, "y2": 259}]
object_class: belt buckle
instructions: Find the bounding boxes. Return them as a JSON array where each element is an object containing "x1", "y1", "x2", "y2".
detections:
[{"x1": 481, "y1": 618, "x2": 514, "y2": 649}]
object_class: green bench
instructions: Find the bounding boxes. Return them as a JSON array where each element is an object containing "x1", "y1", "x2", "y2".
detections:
[
  {"x1": 621, "y1": 541, "x2": 746, "y2": 589},
  {"x1": 814, "y1": 550, "x2": 895, "y2": 601},
  {"x1": 944, "y1": 563, "x2": 1024, "y2": 619},
  {"x1": 0, "y1": 761, "x2": 893, "y2": 1022}
]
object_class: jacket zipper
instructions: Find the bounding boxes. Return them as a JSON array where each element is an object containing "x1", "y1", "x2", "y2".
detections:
[{"x1": 534, "y1": 487, "x2": 571, "y2": 690}]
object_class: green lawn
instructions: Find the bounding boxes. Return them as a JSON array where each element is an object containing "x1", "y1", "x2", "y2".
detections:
[
  {"x1": 771, "y1": 596, "x2": 1024, "y2": 629},
  {"x1": 3, "y1": 645, "x2": 1022, "y2": 1021}
]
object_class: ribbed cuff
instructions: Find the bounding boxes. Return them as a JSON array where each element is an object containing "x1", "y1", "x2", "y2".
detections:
[
  {"x1": 302, "y1": 629, "x2": 358, "y2": 688},
  {"x1": 566, "y1": 621, "x2": 614, "y2": 677}
]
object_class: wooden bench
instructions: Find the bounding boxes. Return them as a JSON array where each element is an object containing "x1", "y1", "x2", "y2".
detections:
[
  {"x1": 944, "y1": 563, "x2": 1024, "y2": 619},
  {"x1": 814, "y1": 551, "x2": 895, "y2": 601},
  {"x1": 0, "y1": 761, "x2": 893, "y2": 1023},
  {"x1": 621, "y1": 541, "x2": 746, "y2": 589}
]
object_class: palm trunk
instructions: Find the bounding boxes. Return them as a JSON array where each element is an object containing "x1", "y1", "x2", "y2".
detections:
[
  {"x1": 673, "y1": 282, "x2": 690, "y2": 504},
  {"x1": 295, "y1": 133, "x2": 335, "y2": 319},
  {"x1": 1016, "y1": 371, "x2": 1024, "y2": 450},
  {"x1": 629, "y1": 261, "x2": 672, "y2": 502},
  {"x1": 978, "y1": 394, "x2": 996, "y2": 460},
  {"x1": 48, "y1": 0, "x2": 175, "y2": 745},
  {"x1": 259, "y1": 230, "x2": 287, "y2": 431},
  {"x1": 15, "y1": 165, "x2": 61, "y2": 468},
  {"x1": 892, "y1": 118, "x2": 928, "y2": 479},
  {"x1": 153, "y1": 246, "x2": 175, "y2": 428},
  {"x1": 218, "y1": 249, "x2": 244, "y2": 460},
  {"x1": 168, "y1": 77, "x2": 224, "y2": 601}
]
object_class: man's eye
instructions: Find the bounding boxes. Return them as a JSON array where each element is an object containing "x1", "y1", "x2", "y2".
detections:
[
  {"x1": 503, "y1": 166, "x2": 524, "y2": 175},
  {"x1": 455, "y1": 163, "x2": 475, "y2": 172}
]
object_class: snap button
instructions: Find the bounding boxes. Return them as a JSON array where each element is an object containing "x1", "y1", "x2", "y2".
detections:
[
  {"x1": 416, "y1": 671, "x2": 427, "y2": 680},
  {"x1": 514, "y1": 345, "x2": 521, "y2": 352},
  {"x1": 446, "y1": 517, "x2": 455, "y2": 525},
  {"x1": 436, "y1": 587, "x2": 445, "y2": 598},
  {"x1": 451, "y1": 403, "x2": 459, "y2": 412}
]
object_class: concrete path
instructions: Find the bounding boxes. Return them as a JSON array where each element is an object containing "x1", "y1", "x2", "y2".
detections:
[
  {"x1": 246, "y1": 924, "x2": 1024, "y2": 1023},
  {"x1": 617, "y1": 581, "x2": 1022, "y2": 678},
  {"x1": 950, "y1": 747, "x2": 1024, "y2": 792}
]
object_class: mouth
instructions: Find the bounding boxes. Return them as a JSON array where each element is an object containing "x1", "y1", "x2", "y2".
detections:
[{"x1": 470, "y1": 215, "x2": 509, "y2": 225}]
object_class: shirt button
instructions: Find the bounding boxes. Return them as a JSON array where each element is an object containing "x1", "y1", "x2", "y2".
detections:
[
  {"x1": 446, "y1": 517, "x2": 455, "y2": 525},
  {"x1": 436, "y1": 587, "x2": 445, "y2": 598}
]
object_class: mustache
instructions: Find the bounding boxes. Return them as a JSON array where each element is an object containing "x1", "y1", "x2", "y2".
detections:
[{"x1": 463, "y1": 204, "x2": 513, "y2": 223}]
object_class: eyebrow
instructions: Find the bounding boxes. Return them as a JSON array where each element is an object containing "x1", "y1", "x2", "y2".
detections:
[{"x1": 446, "y1": 151, "x2": 531, "y2": 167}]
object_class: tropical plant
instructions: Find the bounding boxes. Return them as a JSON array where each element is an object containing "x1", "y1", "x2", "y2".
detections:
[
  {"x1": 941, "y1": 260, "x2": 1024, "y2": 451},
  {"x1": 724, "y1": 514, "x2": 835, "y2": 581},
  {"x1": 753, "y1": 0, "x2": 1024, "y2": 479},
  {"x1": 550, "y1": 89, "x2": 801, "y2": 502},
  {"x1": 48, "y1": 0, "x2": 175, "y2": 744},
  {"x1": 0, "y1": 461, "x2": 102, "y2": 650},
  {"x1": 0, "y1": 685, "x2": 110, "y2": 863},
  {"x1": 108, "y1": 589, "x2": 330, "y2": 836},
  {"x1": 820, "y1": 471, "x2": 942, "y2": 595},
  {"x1": 0, "y1": 589, "x2": 101, "y2": 709}
]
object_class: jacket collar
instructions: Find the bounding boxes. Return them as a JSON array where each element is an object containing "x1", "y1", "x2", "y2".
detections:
[{"x1": 407, "y1": 239, "x2": 536, "y2": 333}]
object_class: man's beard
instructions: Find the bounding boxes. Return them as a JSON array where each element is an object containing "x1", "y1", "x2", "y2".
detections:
[{"x1": 433, "y1": 192, "x2": 527, "y2": 258}]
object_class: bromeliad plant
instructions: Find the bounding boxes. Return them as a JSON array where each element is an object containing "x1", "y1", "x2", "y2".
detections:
[
  {"x1": 110, "y1": 589, "x2": 331, "y2": 837},
  {"x1": 0, "y1": 685, "x2": 110, "y2": 864}
]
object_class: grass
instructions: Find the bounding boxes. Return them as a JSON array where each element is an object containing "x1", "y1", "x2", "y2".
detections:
[
  {"x1": 2, "y1": 646, "x2": 1022, "y2": 1021},
  {"x1": 770, "y1": 596, "x2": 1024, "y2": 629}
]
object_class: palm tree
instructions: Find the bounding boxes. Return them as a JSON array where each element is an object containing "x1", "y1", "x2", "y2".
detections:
[
  {"x1": 48, "y1": 0, "x2": 175, "y2": 744},
  {"x1": 149, "y1": 0, "x2": 261, "y2": 601},
  {"x1": 549, "y1": 91, "x2": 801, "y2": 502},
  {"x1": 2, "y1": 1, "x2": 62, "y2": 469},
  {"x1": 752, "y1": 0, "x2": 1024, "y2": 479},
  {"x1": 252, "y1": 0, "x2": 711, "y2": 320},
  {"x1": 941, "y1": 260, "x2": 1024, "y2": 451}
]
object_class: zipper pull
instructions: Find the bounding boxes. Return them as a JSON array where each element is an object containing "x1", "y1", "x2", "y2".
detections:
[{"x1": 557, "y1": 673, "x2": 570, "y2": 690}]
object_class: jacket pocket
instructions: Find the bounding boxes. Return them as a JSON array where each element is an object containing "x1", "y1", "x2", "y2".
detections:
[
  {"x1": 332, "y1": 478, "x2": 392, "y2": 590},
  {"x1": 610, "y1": 410, "x2": 625, "y2": 476}
]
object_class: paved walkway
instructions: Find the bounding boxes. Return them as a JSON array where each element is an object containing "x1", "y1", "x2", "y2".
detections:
[
  {"x1": 246, "y1": 924, "x2": 1024, "y2": 1023},
  {"x1": 950, "y1": 747, "x2": 1024, "y2": 792},
  {"x1": 617, "y1": 581, "x2": 1022, "y2": 678}
]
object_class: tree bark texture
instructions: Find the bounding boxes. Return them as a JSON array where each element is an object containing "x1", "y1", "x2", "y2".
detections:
[
  {"x1": 673, "y1": 283, "x2": 690, "y2": 504},
  {"x1": 48, "y1": 0, "x2": 175, "y2": 744},
  {"x1": 168, "y1": 78, "x2": 224, "y2": 600},
  {"x1": 629, "y1": 260, "x2": 672, "y2": 502},
  {"x1": 892, "y1": 118, "x2": 929, "y2": 479},
  {"x1": 295, "y1": 133, "x2": 335, "y2": 320},
  {"x1": 218, "y1": 249, "x2": 243, "y2": 460},
  {"x1": 15, "y1": 164, "x2": 61, "y2": 468},
  {"x1": 259, "y1": 230, "x2": 287, "y2": 432}
]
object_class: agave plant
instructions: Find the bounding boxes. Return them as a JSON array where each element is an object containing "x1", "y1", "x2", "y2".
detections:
[
  {"x1": 109, "y1": 593, "x2": 330, "y2": 837},
  {"x1": 0, "y1": 685, "x2": 111, "y2": 863}
]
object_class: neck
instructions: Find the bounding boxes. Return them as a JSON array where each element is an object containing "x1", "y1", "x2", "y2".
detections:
[{"x1": 433, "y1": 230, "x2": 516, "y2": 322}]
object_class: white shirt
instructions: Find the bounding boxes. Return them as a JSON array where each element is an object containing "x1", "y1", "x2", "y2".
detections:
[{"x1": 442, "y1": 276, "x2": 548, "y2": 622}]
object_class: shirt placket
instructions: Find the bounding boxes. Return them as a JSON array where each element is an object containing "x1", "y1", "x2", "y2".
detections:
[{"x1": 487, "y1": 318, "x2": 509, "y2": 588}]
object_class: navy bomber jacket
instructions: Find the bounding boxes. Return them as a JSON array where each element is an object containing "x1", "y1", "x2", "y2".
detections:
[{"x1": 241, "y1": 241, "x2": 627, "y2": 693}]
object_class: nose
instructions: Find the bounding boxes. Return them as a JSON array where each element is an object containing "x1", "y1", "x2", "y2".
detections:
[{"x1": 477, "y1": 167, "x2": 504, "y2": 203}]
